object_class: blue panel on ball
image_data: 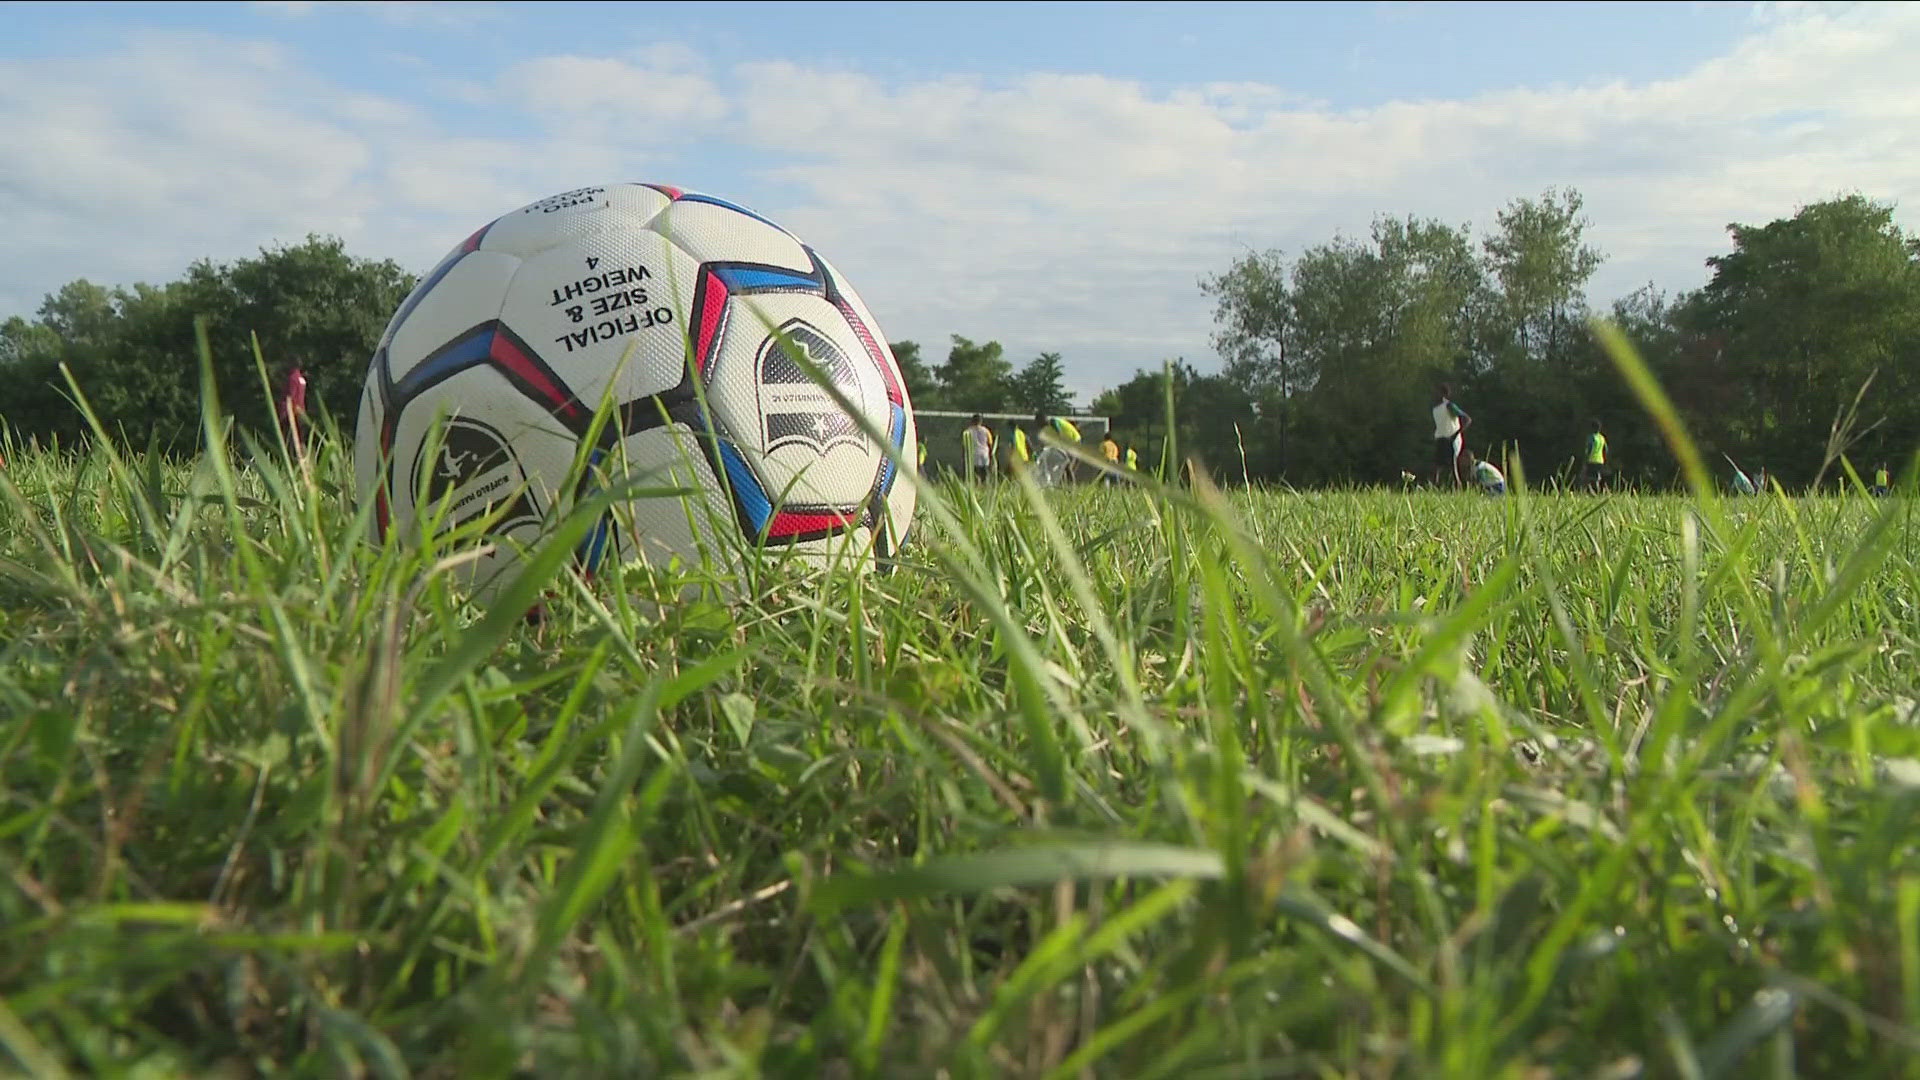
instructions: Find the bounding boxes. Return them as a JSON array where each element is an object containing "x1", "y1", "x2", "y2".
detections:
[
  {"x1": 712, "y1": 266, "x2": 820, "y2": 292},
  {"x1": 576, "y1": 448, "x2": 612, "y2": 573},
  {"x1": 394, "y1": 325, "x2": 495, "y2": 401},
  {"x1": 717, "y1": 440, "x2": 772, "y2": 533},
  {"x1": 875, "y1": 404, "x2": 907, "y2": 497}
]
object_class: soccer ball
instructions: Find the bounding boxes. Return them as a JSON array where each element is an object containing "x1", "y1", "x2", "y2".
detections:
[{"x1": 353, "y1": 184, "x2": 917, "y2": 596}]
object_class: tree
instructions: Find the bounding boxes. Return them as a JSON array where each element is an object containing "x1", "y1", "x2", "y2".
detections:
[
  {"x1": 1, "y1": 313, "x2": 85, "y2": 447},
  {"x1": 185, "y1": 235, "x2": 416, "y2": 435},
  {"x1": 1009, "y1": 351, "x2": 1073, "y2": 416},
  {"x1": 1281, "y1": 215, "x2": 1483, "y2": 481},
  {"x1": 1470, "y1": 189, "x2": 1607, "y2": 480},
  {"x1": 1201, "y1": 250, "x2": 1298, "y2": 472},
  {"x1": 34, "y1": 280, "x2": 122, "y2": 346},
  {"x1": 1090, "y1": 360, "x2": 1257, "y2": 481},
  {"x1": 1202, "y1": 249, "x2": 1296, "y2": 399},
  {"x1": 933, "y1": 335, "x2": 1013, "y2": 413},
  {"x1": 1480, "y1": 187, "x2": 1603, "y2": 369},
  {"x1": 887, "y1": 339, "x2": 939, "y2": 408},
  {"x1": 1, "y1": 316, "x2": 60, "y2": 368},
  {"x1": 1560, "y1": 284, "x2": 1687, "y2": 487},
  {"x1": 0, "y1": 236, "x2": 416, "y2": 450},
  {"x1": 1679, "y1": 195, "x2": 1920, "y2": 482}
]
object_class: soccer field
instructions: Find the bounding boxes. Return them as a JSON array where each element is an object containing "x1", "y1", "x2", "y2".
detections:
[{"x1": 2, "y1": 436, "x2": 1916, "y2": 1078}]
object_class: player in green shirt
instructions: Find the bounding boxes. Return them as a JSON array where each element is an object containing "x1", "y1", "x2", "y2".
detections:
[
  {"x1": 1580, "y1": 420, "x2": 1608, "y2": 491},
  {"x1": 1037, "y1": 412, "x2": 1082, "y2": 482},
  {"x1": 1872, "y1": 463, "x2": 1892, "y2": 497}
]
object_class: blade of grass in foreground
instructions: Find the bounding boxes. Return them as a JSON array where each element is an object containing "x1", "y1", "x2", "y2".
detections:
[{"x1": 808, "y1": 840, "x2": 1225, "y2": 915}]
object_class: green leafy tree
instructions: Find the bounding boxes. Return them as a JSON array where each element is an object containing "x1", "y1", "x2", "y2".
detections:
[
  {"x1": 1571, "y1": 284, "x2": 1690, "y2": 486},
  {"x1": 887, "y1": 339, "x2": 939, "y2": 408},
  {"x1": 1471, "y1": 188, "x2": 1605, "y2": 477},
  {"x1": 1480, "y1": 187, "x2": 1603, "y2": 369},
  {"x1": 1009, "y1": 351, "x2": 1074, "y2": 416},
  {"x1": 1282, "y1": 215, "x2": 1483, "y2": 481},
  {"x1": 1202, "y1": 249, "x2": 1296, "y2": 397},
  {"x1": 0, "y1": 237, "x2": 415, "y2": 450},
  {"x1": 1677, "y1": 195, "x2": 1920, "y2": 482},
  {"x1": 1, "y1": 312, "x2": 88, "y2": 446},
  {"x1": 1090, "y1": 360, "x2": 1257, "y2": 481},
  {"x1": 1201, "y1": 250, "x2": 1298, "y2": 472},
  {"x1": 934, "y1": 335, "x2": 1013, "y2": 413},
  {"x1": 184, "y1": 235, "x2": 416, "y2": 434}
]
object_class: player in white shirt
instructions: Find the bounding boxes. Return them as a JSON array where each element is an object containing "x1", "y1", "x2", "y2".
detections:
[
  {"x1": 1462, "y1": 450, "x2": 1506, "y2": 495},
  {"x1": 1430, "y1": 383, "x2": 1473, "y2": 488},
  {"x1": 962, "y1": 414, "x2": 995, "y2": 482}
]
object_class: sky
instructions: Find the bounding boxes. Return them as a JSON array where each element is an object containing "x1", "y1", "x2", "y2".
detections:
[{"x1": 3, "y1": 0, "x2": 1918, "y2": 403}]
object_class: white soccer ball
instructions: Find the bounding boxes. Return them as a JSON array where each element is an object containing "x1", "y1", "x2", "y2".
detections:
[{"x1": 353, "y1": 184, "x2": 917, "y2": 595}]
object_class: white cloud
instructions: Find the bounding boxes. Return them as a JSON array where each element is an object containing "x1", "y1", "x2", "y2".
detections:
[
  {"x1": 0, "y1": 33, "x2": 382, "y2": 307},
  {"x1": 0, "y1": 32, "x2": 701, "y2": 317},
  {"x1": 496, "y1": 53, "x2": 728, "y2": 133},
  {"x1": 4, "y1": 3, "x2": 1920, "y2": 401},
  {"x1": 721, "y1": 2, "x2": 1920, "y2": 391}
]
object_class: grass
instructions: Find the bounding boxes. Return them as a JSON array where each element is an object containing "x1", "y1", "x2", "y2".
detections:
[{"x1": 2, "y1": 387, "x2": 1919, "y2": 1079}]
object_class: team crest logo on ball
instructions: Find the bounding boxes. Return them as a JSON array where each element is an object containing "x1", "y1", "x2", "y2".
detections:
[
  {"x1": 412, "y1": 416, "x2": 541, "y2": 533},
  {"x1": 757, "y1": 320, "x2": 867, "y2": 457}
]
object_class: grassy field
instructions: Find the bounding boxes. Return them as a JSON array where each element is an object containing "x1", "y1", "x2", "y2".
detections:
[{"x1": 3, "y1": 404, "x2": 1919, "y2": 1078}]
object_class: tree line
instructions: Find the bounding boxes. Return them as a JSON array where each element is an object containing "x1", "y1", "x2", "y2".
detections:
[
  {"x1": 0, "y1": 236, "x2": 417, "y2": 452},
  {"x1": 0, "y1": 237, "x2": 1084, "y2": 454},
  {"x1": 884, "y1": 338, "x2": 1077, "y2": 418},
  {"x1": 4, "y1": 190, "x2": 1916, "y2": 490},
  {"x1": 1182, "y1": 189, "x2": 1920, "y2": 489}
]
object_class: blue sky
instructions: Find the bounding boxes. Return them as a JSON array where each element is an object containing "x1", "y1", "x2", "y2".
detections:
[
  {"x1": 3, "y1": 1, "x2": 1916, "y2": 401},
  {"x1": 3, "y1": 3, "x2": 1754, "y2": 107}
]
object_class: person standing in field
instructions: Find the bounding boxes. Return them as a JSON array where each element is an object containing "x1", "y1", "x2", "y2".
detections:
[
  {"x1": 1430, "y1": 383, "x2": 1472, "y2": 488},
  {"x1": 279, "y1": 363, "x2": 309, "y2": 459},
  {"x1": 1099, "y1": 426, "x2": 1121, "y2": 485},
  {"x1": 1872, "y1": 463, "x2": 1892, "y2": 497},
  {"x1": 963, "y1": 413, "x2": 994, "y2": 483},
  {"x1": 1124, "y1": 441, "x2": 1140, "y2": 475},
  {"x1": 1580, "y1": 420, "x2": 1608, "y2": 491}
]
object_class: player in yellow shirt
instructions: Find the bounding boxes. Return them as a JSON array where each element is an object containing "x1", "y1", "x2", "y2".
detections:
[
  {"x1": 1579, "y1": 420, "x2": 1608, "y2": 491},
  {"x1": 1037, "y1": 412, "x2": 1082, "y2": 482},
  {"x1": 1099, "y1": 427, "x2": 1121, "y2": 485},
  {"x1": 1873, "y1": 462, "x2": 1892, "y2": 497}
]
